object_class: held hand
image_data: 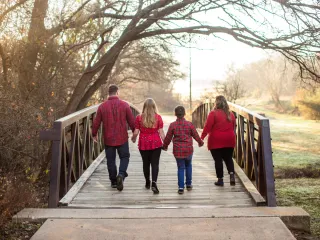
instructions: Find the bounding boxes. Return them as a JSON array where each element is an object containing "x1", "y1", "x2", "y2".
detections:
[
  {"x1": 162, "y1": 146, "x2": 168, "y2": 151},
  {"x1": 92, "y1": 136, "x2": 98, "y2": 143},
  {"x1": 198, "y1": 141, "x2": 204, "y2": 147},
  {"x1": 131, "y1": 136, "x2": 136, "y2": 143}
]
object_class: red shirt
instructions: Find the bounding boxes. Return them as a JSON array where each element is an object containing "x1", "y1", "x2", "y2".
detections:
[
  {"x1": 135, "y1": 114, "x2": 163, "y2": 150},
  {"x1": 163, "y1": 118, "x2": 203, "y2": 158},
  {"x1": 201, "y1": 109, "x2": 236, "y2": 150},
  {"x1": 92, "y1": 96, "x2": 135, "y2": 146}
]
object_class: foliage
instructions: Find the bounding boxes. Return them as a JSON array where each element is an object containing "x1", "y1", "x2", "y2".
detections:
[
  {"x1": 0, "y1": 40, "x2": 81, "y2": 175},
  {"x1": 294, "y1": 89, "x2": 320, "y2": 120}
]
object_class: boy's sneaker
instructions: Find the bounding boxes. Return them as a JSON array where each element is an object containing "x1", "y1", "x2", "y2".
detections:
[
  {"x1": 151, "y1": 181, "x2": 159, "y2": 194},
  {"x1": 178, "y1": 188, "x2": 184, "y2": 194},
  {"x1": 145, "y1": 180, "x2": 151, "y2": 189},
  {"x1": 111, "y1": 182, "x2": 117, "y2": 188},
  {"x1": 230, "y1": 173, "x2": 236, "y2": 186},
  {"x1": 186, "y1": 185, "x2": 193, "y2": 191},
  {"x1": 116, "y1": 175, "x2": 124, "y2": 191},
  {"x1": 214, "y1": 178, "x2": 224, "y2": 187}
]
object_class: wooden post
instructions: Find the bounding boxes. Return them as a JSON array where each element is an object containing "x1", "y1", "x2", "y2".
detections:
[{"x1": 261, "y1": 119, "x2": 276, "y2": 207}]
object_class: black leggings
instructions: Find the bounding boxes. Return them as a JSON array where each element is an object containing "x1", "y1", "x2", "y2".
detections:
[
  {"x1": 139, "y1": 148, "x2": 161, "y2": 182},
  {"x1": 210, "y1": 148, "x2": 235, "y2": 179}
]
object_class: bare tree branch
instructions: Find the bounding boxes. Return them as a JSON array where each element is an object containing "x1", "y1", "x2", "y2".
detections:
[
  {"x1": 0, "y1": 0, "x2": 29, "y2": 25},
  {"x1": 0, "y1": 43, "x2": 8, "y2": 83}
]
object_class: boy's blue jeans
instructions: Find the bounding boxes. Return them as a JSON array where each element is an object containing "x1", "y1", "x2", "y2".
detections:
[{"x1": 175, "y1": 154, "x2": 193, "y2": 189}]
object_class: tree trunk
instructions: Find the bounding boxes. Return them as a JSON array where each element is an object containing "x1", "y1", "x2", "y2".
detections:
[
  {"x1": 0, "y1": 43, "x2": 8, "y2": 87},
  {"x1": 272, "y1": 93, "x2": 284, "y2": 111},
  {"x1": 18, "y1": 0, "x2": 49, "y2": 98},
  {"x1": 64, "y1": 41, "x2": 127, "y2": 114}
]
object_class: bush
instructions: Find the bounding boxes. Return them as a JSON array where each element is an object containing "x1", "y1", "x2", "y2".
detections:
[{"x1": 294, "y1": 89, "x2": 320, "y2": 120}]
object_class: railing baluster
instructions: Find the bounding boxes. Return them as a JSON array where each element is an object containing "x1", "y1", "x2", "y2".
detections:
[
  {"x1": 249, "y1": 122, "x2": 259, "y2": 184},
  {"x1": 67, "y1": 123, "x2": 77, "y2": 190}
]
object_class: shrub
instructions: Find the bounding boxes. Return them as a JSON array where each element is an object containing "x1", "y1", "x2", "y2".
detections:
[{"x1": 294, "y1": 89, "x2": 320, "y2": 120}]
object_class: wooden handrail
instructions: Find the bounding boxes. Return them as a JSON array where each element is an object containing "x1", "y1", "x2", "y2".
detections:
[
  {"x1": 192, "y1": 101, "x2": 276, "y2": 207},
  {"x1": 40, "y1": 102, "x2": 140, "y2": 208}
]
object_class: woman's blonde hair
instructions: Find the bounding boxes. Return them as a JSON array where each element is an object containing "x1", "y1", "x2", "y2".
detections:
[
  {"x1": 142, "y1": 98, "x2": 158, "y2": 128},
  {"x1": 214, "y1": 95, "x2": 231, "y2": 121}
]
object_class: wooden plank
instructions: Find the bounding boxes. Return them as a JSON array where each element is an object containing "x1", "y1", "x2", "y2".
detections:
[
  {"x1": 74, "y1": 192, "x2": 251, "y2": 198},
  {"x1": 70, "y1": 199, "x2": 254, "y2": 206},
  {"x1": 67, "y1": 203, "x2": 254, "y2": 209},
  {"x1": 228, "y1": 102, "x2": 268, "y2": 127},
  {"x1": 233, "y1": 160, "x2": 266, "y2": 206},
  {"x1": 59, "y1": 151, "x2": 106, "y2": 206}
]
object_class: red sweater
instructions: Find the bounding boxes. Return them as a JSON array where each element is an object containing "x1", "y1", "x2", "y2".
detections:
[
  {"x1": 92, "y1": 96, "x2": 135, "y2": 146},
  {"x1": 135, "y1": 114, "x2": 163, "y2": 151},
  {"x1": 201, "y1": 109, "x2": 236, "y2": 150}
]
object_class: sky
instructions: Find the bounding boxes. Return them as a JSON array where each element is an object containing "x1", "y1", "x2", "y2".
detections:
[{"x1": 172, "y1": 35, "x2": 269, "y2": 99}]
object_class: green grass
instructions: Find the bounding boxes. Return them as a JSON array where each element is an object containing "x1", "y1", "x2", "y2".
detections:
[
  {"x1": 248, "y1": 101, "x2": 320, "y2": 169},
  {"x1": 276, "y1": 178, "x2": 320, "y2": 237}
]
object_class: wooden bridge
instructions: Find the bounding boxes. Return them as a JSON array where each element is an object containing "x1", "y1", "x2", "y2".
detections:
[{"x1": 14, "y1": 101, "x2": 310, "y2": 239}]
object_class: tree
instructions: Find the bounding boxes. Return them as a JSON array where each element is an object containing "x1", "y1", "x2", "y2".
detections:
[
  {"x1": 2, "y1": 0, "x2": 320, "y2": 114},
  {"x1": 245, "y1": 57, "x2": 297, "y2": 109},
  {"x1": 88, "y1": 40, "x2": 184, "y2": 106},
  {"x1": 215, "y1": 64, "x2": 246, "y2": 103},
  {"x1": 62, "y1": 0, "x2": 320, "y2": 114}
]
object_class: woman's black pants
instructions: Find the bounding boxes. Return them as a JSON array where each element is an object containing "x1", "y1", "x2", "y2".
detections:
[
  {"x1": 210, "y1": 148, "x2": 235, "y2": 179},
  {"x1": 139, "y1": 147, "x2": 162, "y2": 182}
]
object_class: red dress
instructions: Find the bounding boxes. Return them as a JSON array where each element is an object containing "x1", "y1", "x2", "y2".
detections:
[
  {"x1": 201, "y1": 109, "x2": 236, "y2": 150},
  {"x1": 135, "y1": 114, "x2": 163, "y2": 150}
]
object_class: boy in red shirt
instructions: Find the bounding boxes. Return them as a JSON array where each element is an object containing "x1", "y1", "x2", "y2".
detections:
[{"x1": 163, "y1": 106, "x2": 204, "y2": 194}]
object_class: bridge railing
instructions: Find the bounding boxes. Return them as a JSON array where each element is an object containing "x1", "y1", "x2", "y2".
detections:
[
  {"x1": 40, "y1": 102, "x2": 140, "y2": 208},
  {"x1": 192, "y1": 101, "x2": 276, "y2": 207}
]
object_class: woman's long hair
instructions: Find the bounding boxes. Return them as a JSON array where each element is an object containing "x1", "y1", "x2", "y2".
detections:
[
  {"x1": 142, "y1": 98, "x2": 158, "y2": 128},
  {"x1": 214, "y1": 95, "x2": 231, "y2": 121}
]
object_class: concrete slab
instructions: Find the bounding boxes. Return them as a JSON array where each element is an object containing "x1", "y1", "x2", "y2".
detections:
[
  {"x1": 31, "y1": 217, "x2": 296, "y2": 240},
  {"x1": 14, "y1": 207, "x2": 310, "y2": 232}
]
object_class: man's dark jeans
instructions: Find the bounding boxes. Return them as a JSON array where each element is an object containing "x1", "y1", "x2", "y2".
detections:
[{"x1": 105, "y1": 141, "x2": 130, "y2": 183}]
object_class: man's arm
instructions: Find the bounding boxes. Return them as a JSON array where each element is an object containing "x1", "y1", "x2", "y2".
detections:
[
  {"x1": 126, "y1": 104, "x2": 135, "y2": 132},
  {"x1": 163, "y1": 124, "x2": 174, "y2": 149},
  {"x1": 92, "y1": 107, "x2": 102, "y2": 140}
]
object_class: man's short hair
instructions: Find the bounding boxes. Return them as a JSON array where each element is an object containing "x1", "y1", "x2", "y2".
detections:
[
  {"x1": 108, "y1": 84, "x2": 118, "y2": 95},
  {"x1": 175, "y1": 105, "x2": 185, "y2": 118}
]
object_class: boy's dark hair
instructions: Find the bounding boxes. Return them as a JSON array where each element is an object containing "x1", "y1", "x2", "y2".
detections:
[
  {"x1": 175, "y1": 106, "x2": 185, "y2": 118},
  {"x1": 108, "y1": 84, "x2": 118, "y2": 95}
]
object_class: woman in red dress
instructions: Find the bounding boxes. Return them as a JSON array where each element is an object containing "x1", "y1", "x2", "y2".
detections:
[
  {"x1": 132, "y1": 98, "x2": 165, "y2": 194},
  {"x1": 201, "y1": 96, "x2": 236, "y2": 186}
]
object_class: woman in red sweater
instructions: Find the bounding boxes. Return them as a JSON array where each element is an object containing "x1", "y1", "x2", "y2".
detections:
[
  {"x1": 201, "y1": 96, "x2": 236, "y2": 186},
  {"x1": 131, "y1": 98, "x2": 165, "y2": 194}
]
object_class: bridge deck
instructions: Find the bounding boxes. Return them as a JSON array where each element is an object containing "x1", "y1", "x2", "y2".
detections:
[{"x1": 68, "y1": 116, "x2": 254, "y2": 208}]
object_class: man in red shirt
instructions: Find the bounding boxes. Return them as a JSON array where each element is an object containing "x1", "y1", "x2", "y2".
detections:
[{"x1": 92, "y1": 85, "x2": 135, "y2": 191}]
